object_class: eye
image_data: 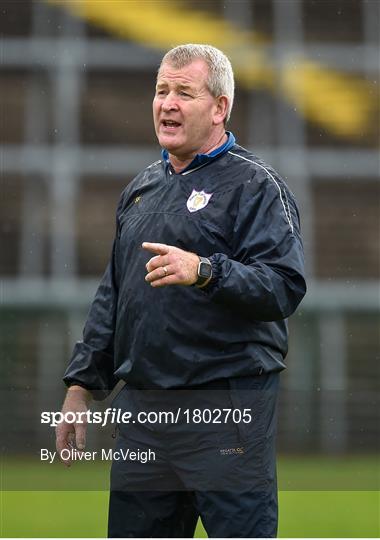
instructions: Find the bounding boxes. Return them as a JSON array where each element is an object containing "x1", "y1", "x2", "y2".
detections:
[
  {"x1": 156, "y1": 89, "x2": 167, "y2": 96},
  {"x1": 179, "y1": 91, "x2": 191, "y2": 97}
]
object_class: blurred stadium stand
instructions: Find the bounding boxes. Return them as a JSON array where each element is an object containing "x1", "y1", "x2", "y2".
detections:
[{"x1": 1, "y1": 0, "x2": 379, "y2": 454}]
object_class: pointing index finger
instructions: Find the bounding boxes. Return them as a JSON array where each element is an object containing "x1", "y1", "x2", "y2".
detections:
[{"x1": 142, "y1": 242, "x2": 170, "y2": 255}]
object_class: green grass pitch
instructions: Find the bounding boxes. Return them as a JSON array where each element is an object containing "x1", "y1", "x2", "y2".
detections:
[{"x1": 1, "y1": 456, "x2": 379, "y2": 537}]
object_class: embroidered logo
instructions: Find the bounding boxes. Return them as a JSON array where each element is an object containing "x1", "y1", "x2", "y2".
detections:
[
  {"x1": 186, "y1": 190, "x2": 213, "y2": 213},
  {"x1": 220, "y1": 447, "x2": 245, "y2": 456},
  {"x1": 134, "y1": 196, "x2": 141, "y2": 204}
]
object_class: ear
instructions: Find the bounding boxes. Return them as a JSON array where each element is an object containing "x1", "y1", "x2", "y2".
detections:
[{"x1": 213, "y1": 95, "x2": 229, "y2": 126}]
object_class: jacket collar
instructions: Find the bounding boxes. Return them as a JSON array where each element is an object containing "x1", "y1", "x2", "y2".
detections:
[{"x1": 161, "y1": 132, "x2": 236, "y2": 175}]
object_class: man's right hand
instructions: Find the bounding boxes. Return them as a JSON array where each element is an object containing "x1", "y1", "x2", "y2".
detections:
[{"x1": 55, "y1": 385, "x2": 92, "y2": 467}]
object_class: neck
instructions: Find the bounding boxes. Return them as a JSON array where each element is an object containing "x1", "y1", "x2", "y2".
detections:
[{"x1": 169, "y1": 131, "x2": 228, "y2": 173}]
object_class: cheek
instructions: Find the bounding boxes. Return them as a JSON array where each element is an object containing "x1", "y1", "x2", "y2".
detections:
[
  {"x1": 152, "y1": 100, "x2": 160, "y2": 120},
  {"x1": 191, "y1": 112, "x2": 212, "y2": 136}
]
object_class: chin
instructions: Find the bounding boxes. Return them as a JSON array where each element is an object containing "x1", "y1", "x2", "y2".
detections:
[
  {"x1": 159, "y1": 138, "x2": 182, "y2": 153},
  {"x1": 157, "y1": 129, "x2": 184, "y2": 145}
]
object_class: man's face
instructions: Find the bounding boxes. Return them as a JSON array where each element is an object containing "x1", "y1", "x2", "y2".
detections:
[{"x1": 153, "y1": 59, "x2": 223, "y2": 159}]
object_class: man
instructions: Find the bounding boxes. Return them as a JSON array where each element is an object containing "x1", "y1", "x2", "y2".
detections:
[{"x1": 56, "y1": 44, "x2": 306, "y2": 538}]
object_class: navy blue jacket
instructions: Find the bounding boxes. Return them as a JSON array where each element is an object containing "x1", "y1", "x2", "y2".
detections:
[{"x1": 64, "y1": 137, "x2": 306, "y2": 398}]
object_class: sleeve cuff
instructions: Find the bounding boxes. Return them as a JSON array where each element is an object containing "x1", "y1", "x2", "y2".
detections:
[{"x1": 65, "y1": 380, "x2": 91, "y2": 391}]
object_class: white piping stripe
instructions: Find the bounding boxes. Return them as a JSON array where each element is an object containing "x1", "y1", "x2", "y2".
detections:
[
  {"x1": 147, "y1": 159, "x2": 162, "y2": 169},
  {"x1": 181, "y1": 162, "x2": 209, "y2": 176},
  {"x1": 228, "y1": 151, "x2": 294, "y2": 232}
]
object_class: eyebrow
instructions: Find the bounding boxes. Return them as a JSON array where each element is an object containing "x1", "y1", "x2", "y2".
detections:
[{"x1": 155, "y1": 82, "x2": 195, "y2": 91}]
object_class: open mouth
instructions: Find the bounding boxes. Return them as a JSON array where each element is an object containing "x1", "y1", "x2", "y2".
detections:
[{"x1": 162, "y1": 120, "x2": 181, "y2": 128}]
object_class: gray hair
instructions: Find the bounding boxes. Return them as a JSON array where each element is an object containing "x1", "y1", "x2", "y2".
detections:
[{"x1": 159, "y1": 44, "x2": 235, "y2": 123}]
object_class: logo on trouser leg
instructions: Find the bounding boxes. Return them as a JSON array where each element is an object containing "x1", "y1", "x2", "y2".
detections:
[{"x1": 219, "y1": 447, "x2": 245, "y2": 456}]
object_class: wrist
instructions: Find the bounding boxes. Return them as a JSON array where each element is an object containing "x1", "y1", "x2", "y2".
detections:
[
  {"x1": 67, "y1": 385, "x2": 92, "y2": 405},
  {"x1": 194, "y1": 256, "x2": 213, "y2": 288}
]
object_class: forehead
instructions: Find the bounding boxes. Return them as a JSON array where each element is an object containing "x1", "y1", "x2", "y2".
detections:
[{"x1": 156, "y1": 59, "x2": 210, "y2": 88}]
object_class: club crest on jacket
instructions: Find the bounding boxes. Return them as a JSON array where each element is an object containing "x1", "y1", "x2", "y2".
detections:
[{"x1": 186, "y1": 190, "x2": 213, "y2": 213}]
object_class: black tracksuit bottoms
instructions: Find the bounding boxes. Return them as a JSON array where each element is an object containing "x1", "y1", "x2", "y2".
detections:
[{"x1": 108, "y1": 372, "x2": 279, "y2": 538}]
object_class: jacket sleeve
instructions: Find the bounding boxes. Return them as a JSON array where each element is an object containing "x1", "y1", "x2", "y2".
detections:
[
  {"x1": 203, "y1": 173, "x2": 306, "y2": 322},
  {"x1": 63, "y1": 196, "x2": 124, "y2": 400}
]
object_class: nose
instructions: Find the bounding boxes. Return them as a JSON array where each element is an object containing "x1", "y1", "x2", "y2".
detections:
[{"x1": 161, "y1": 91, "x2": 179, "y2": 112}]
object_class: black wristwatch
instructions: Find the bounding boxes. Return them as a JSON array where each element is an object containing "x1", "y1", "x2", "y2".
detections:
[{"x1": 194, "y1": 256, "x2": 212, "y2": 288}]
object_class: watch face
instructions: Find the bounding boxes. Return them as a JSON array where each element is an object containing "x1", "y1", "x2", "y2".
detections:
[{"x1": 199, "y1": 261, "x2": 212, "y2": 279}]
